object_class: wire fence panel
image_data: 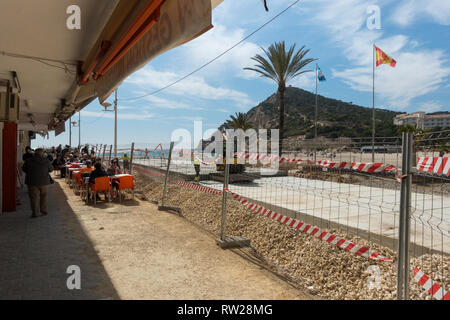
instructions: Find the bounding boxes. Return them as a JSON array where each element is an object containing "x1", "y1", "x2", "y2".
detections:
[
  {"x1": 92, "y1": 132, "x2": 449, "y2": 300},
  {"x1": 408, "y1": 129, "x2": 450, "y2": 300}
]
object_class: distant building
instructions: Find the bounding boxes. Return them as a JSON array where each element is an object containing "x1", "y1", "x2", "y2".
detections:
[{"x1": 394, "y1": 111, "x2": 450, "y2": 130}]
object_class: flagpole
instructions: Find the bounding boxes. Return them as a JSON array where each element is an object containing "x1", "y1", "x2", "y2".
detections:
[
  {"x1": 372, "y1": 44, "x2": 376, "y2": 163},
  {"x1": 314, "y1": 63, "x2": 318, "y2": 163}
]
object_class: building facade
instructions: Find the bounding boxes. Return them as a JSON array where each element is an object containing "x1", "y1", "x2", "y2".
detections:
[{"x1": 394, "y1": 111, "x2": 450, "y2": 130}]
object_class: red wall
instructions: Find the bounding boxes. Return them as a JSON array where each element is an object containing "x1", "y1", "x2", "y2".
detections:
[{"x1": 2, "y1": 122, "x2": 17, "y2": 212}]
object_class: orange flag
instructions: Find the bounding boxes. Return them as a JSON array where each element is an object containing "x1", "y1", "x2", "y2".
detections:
[{"x1": 375, "y1": 46, "x2": 397, "y2": 67}]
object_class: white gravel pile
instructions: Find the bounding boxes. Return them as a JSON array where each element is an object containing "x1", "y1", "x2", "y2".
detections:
[{"x1": 135, "y1": 172, "x2": 449, "y2": 300}]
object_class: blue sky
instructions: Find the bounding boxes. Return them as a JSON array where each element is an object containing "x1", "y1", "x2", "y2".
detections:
[{"x1": 34, "y1": 0, "x2": 450, "y2": 149}]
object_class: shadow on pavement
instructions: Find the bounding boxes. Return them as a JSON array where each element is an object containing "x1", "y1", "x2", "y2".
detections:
[{"x1": 0, "y1": 181, "x2": 120, "y2": 300}]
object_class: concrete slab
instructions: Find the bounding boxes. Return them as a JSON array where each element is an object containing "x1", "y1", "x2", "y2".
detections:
[{"x1": 200, "y1": 176, "x2": 450, "y2": 255}]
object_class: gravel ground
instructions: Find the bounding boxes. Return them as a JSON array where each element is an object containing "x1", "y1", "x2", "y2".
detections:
[
  {"x1": 59, "y1": 178, "x2": 312, "y2": 300},
  {"x1": 136, "y1": 171, "x2": 450, "y2": 300},
  {"x1": 289, "y1": 167, "x2": 450, "y2": 195}
]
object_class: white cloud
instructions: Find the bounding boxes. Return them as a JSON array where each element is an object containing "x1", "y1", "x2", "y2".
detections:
[
  {"x1": 125, "y1": 66, "x2": 255, "y2": 108},
  {"x1": 391, "y1": 0, "x2": 450, "y2": 26},
  {"x1": 183, "y1": 23, "x2": 261, "y2": 79},
  {"x1": 142, "y1": 95, "x2": 205, "y2": 111},
  {"x1": 299, "y1": 0, "x2": 450, "y2": 110},
  {"x1": 82, "y1": 110, "x2": 154, "y2": 121},
  {"x1": 416, "y1": 101, "x2": 445, "y2": 113},
  {"x1": 333, "y1": 48, "x2": 450, "y2": 109},
  {"x1": 290, "y1": 71, "x2": 316, "y2": 91},
  {"x1": 117, "y1": 105, "x2": 135, "y2": 110}
]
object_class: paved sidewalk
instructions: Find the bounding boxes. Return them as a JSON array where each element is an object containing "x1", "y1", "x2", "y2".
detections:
[
  {"x1": 1, "y1": 176, "x2": 312, "y2": 300},
  {"x1": 0, "y1": 182, "x2": 118, "y2": 300}
]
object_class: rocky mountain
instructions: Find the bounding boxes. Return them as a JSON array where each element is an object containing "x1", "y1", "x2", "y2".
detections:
[{"x1": 227, "y1": 86, "x2": 401, "y2": 139}]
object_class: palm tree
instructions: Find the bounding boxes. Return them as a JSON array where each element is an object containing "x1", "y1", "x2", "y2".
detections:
[
  {"x1": 226, "y1": 112, "x2": 254, "y2": 130},
  {"x1": 244, "y1": 41, "x2": 316, "y2": 155}
]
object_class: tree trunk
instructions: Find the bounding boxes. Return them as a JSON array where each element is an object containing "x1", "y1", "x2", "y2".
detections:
[{"x1": 278, "y1": 84, "x2": 285, "y2": 156}]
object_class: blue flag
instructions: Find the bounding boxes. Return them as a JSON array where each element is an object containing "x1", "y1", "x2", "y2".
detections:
[{"x1": 318, "y1": 67, "x2": 326, "y2": 82}]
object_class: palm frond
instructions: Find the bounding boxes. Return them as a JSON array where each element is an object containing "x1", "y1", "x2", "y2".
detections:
[{"x1": 244, "y1": 41, "x2": 315, "y2": 88}]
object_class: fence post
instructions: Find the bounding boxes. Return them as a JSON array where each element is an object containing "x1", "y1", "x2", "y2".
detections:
[
  {"x1": 220, "y1": 157, "x2": 230, "y2": 240},
  {"x1": 404, "y1": 132, "x2": 413, "y2": 299},
  {"x1": 108, "y1": 145, "x2": 112, "y2": 163},
  {"x1": 130, "y1": 142, "x2": 135, "y2": 174},
  {"x1": 102, "y1": 145, "x2": 106, "y2": 164},
  {"x1": 397, "y1": 131, "x2": 413, "y2": 300},
  {"x1": 161, "y1": 142, "x2": 174, "y2": 207}
]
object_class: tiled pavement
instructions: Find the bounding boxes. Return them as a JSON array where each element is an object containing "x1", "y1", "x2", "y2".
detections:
[{"x1": 0, "y1": 182, "x2": 119, "y2": 300}]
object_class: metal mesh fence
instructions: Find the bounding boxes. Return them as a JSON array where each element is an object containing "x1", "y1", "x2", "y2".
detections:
[{"x1": 90, "y1": 132, "x2": 449, "y2": 300}]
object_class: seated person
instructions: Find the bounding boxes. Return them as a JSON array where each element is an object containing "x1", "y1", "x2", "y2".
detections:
[
  {"x1": 81, "y1": 160, "x2": 93, "y2": 179},
  {"x1": 107, "y1": 161, "x2": 120, "y2": 176},
  {"x1": 89, "y1": 162, "x2": 108, "y2": 184},
  {"x1": 88, "y1": 162, "x2": 108, "y2": 201},
  {"x1": 107, "y1": 161, "x2": 121, "y2": 197}
]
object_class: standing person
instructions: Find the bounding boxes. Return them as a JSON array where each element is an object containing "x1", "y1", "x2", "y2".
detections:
[
  {"x1": 22, "y1": 148, "x2": 53, "y2": 218},
  {"x1": 81, "y1": 144, "x2": 89, "y2": 154},
  {"x1": 56, "y1": 144, "x2": 62, "y2": 154},
  {"x1": 194, "y1": 159, "x2": 201, "y2": 182},
  {"x1": 192, "y1": 153, "x2": 201, "y2": 182},
  {"x1": 121, "y1": 153, "x2": 130, "y2": 173},
  {"x1": 61, "y1": 145, "x2": 70, "y2": 158},
  {"x1": 23, "y1": 146, "x2": 33, "y2": 162}
]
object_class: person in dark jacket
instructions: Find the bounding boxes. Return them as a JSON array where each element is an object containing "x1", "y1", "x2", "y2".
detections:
[
  {"x1": 88, "y1": 162, "x2": 108, "y2": 201},
  {"x1": 23, "y1": 146, "x2": 33, "y2": 162},
  {"x1": 89, "y1": 162, "x2": 108, "y2": 184},
  {"x1": 22, "y1": 148, "x2": 54, "y2": 218}
]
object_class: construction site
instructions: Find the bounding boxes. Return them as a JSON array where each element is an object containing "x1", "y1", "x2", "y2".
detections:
[{"x1": 0, "y1": 0, "x2": 449, "y2": 306}]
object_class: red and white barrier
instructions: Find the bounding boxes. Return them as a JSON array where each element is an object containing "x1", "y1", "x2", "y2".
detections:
[
  {"x1": 413, "y1": 268, "x2": 449, "y2": 300},
  {"x1": 317, "y1": 160, "x2": 398, "y2": 173},
  {"x1": 173, "y1": 181, "x2": 222, "y2": 194},
  {"x1": 194, "y1": 154, "x2": 222, "y2": 166},
  {"x1": 224, "y1": 188, "x2": 394, "y2": 263},
  {"x1": 135, "y1": 161, "x2": 449, "y2": 300},
  {"x1": 417, "y1": 157, "x2": 450, "y2": 175}
]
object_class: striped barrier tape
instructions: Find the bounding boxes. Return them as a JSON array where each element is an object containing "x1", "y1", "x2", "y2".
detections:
[
  {"x1": 317, "y1": 160, "x2": 398, "y2": 174},
  {"x1": 194, "y1": 154, "x2": 222, "y2": 166},
  {"x1": 173, "y1": 181, "x2": 222, "y2": 194},
  {"x1": 417, "y1": 157, "x2": 450, "y2": 176},
  {"x1": 233, "y1": 152, "x2": 397, "y2": 173},
  {"x1": 413, "y1": 268, "x2": 449, "y2": 300},
  {"x1": 135, "y1": 165, "x2": 393, "y2": 262},
  {"x1": 224, "y1": 188, "x2": 394, "y2": 263},
  {"x1": 134, "y1": 164, "x2": 448, "y2": 299}
]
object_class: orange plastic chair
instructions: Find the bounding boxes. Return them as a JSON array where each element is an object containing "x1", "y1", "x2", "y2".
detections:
[
  {"x1": 89, "y1": 177, "x2": 111, "y2": 206},
  {"x1": 72, "y1": 171, "x2": 82, "y2": 192},
  {"x1": 117, "y1": 175, "x2": 135, "y2": 202},
  {"x1": 66, "y1": 164, "x2": 81, "y2": 184},
  {"x1": 76, "y1": 168, "x2": 93, "y2": 199}
]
